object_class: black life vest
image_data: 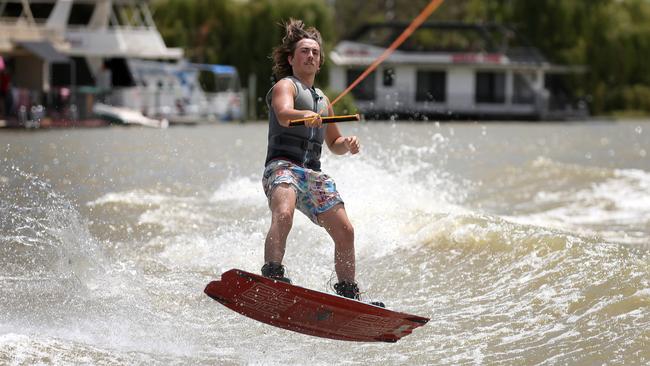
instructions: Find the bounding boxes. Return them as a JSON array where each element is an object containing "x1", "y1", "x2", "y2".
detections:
[{"x1": 265, "y1": 76, "x2": 329, "y2": 171}]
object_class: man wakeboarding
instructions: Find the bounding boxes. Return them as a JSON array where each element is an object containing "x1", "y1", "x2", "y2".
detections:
[{"x1": 261, "y1": 18, "x2": 373, "y2": 303}]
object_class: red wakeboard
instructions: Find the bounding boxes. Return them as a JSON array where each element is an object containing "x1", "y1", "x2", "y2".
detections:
[{"x1": 204, "y1": 268, "x2": 429, "y2": 342}]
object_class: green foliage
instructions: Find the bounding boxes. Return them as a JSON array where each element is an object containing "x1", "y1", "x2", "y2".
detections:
[
  {"x1": 322, "y1": 89, "x2": 358, "y2": 116},
  {"x1": 152, "y1": 0, "x2": 333, "y2": 119},
  {"x1": 453, "y1": 0, "x2": 650, "y2": 115},
  {"x1": 606, "y1": 84, "x2": 650, "y2": 113},
  {"x1": 152, "y1": 0, "x2": 650, "y2": 116}
]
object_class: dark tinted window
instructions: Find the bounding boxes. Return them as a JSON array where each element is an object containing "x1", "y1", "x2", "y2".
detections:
[
  {"x1": 383, "y1": 68, "x2": 394, "y2": 87},
  {"x1": 31, "y1": 4, "x2": 55, "y2": 20},
  {"x1": 346, "y1": 68, "x2": 375, "y2": 101},
  {"x1": 68, "y1": 4, "x2": 94, "y2": 25},
  {"x1": 513, "y1": 72, "x2": 535, "y2": 104},
  {"x1": 475, "y1": 71, "x2": 505, "y2": 103},
  {"x1": 105, "y1": 58, "x2": 135, "y2": 87},
  {"x1": 52, "y1": 57, "x2": 95, "y2": 86},
  {"x1": 416, "y1": 71, "x2": 446, "y2": 102}
]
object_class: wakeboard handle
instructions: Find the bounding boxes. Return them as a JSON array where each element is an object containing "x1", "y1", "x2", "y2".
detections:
[{"x1": 289, "y1": 114, "x2": 360, "y2": 127}]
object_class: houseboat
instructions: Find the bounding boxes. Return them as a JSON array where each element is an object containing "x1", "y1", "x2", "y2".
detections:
[
  {"x1": 0, "y1": 0, "x2": 242, "y2": 127},
  {"x1": 329, "y1": 22, "x2": 587, "y2": 120}
]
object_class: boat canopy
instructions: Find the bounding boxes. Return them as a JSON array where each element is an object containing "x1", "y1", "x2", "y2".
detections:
[{"x1": 16, "y1": 41, "x2": 70, "y2": 63}]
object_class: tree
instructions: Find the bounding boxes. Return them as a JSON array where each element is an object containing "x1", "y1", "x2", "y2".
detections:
[
  {"x1": 152, "y1": 0, "x2": 333, "y2": 118},
  {"x1": 153, "y1": 0, "x2": 650, "y2": 116}
]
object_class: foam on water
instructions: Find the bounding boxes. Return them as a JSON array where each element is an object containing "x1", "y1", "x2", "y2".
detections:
[
  {"x1": 395, "y1": 205, "x2": 649, "y2": 363},
  {"x1": 494, "y1": 157, "x2": 650, "y2": 245},
  {"x1": 1, "y1": 167, "x2": 226, "y2": 361},
  {"x1": 2, "y1": 126, "x2": 650, "y2": 364},
  {"x1": 0, "y1": 166, "x2": 107, "y2": 322}
]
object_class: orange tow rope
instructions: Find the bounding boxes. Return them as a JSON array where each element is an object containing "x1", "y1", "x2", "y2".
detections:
[{"x1": 328, "y1": 0, "x2": 446, "y2": 109}]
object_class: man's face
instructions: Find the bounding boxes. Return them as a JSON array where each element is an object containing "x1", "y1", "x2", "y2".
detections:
[{"x1": 289, "y1": 38, "x2": 321, "y2": 74}]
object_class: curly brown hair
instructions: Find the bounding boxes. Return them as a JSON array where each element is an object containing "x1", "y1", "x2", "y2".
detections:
[{"x1": 271, "y1": 18, "x2": 324, "y2": 80}]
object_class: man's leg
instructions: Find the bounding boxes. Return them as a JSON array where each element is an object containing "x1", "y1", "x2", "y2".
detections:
[
  {"x1": 318, "y1": 203, "x2": 355, "y2": 283},
  {"x1": 264, "y1": 183, "x2": 297, "y2": 264}
]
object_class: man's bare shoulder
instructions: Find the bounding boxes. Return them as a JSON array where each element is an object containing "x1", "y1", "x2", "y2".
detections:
[{"x1": 273, "y1": 78, "x2": 297, "y2": 95}]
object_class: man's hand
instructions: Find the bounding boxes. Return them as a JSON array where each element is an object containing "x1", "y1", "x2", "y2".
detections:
[
  {"x1": 343, "y1": 136, "x2": 360, "y2": 154},
  {"x1": 303, "y1": 112, "x2": 323, "y2": 128}
]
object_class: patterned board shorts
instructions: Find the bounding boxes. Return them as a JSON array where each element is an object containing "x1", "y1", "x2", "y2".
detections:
[{"x1": 262, "y1": 159, "x2": 343, "y2": 225}]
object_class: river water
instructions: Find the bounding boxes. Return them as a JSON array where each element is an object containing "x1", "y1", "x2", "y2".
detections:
[{"x1": 1, "y1": 120, "x2": 649, "y2": 365}]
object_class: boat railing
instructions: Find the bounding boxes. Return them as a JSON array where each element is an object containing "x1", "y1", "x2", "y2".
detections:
[
  {"x1": 0, "y1": 20, "x2": 64, "y2": 40},
  {"x1": 64, "y1": 27, "x2": 182, "y2": 59}
]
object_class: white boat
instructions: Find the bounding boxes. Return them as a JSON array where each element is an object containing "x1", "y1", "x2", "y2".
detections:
[
  {"x1": 329, "y1": 22, "x2": 588, "y2": 120},
  {"x1": 92, "y1": 102, "x2": 168, "y2": 128},
  {"x1": 0, "y1": 0, "x2": 242, "y2": 126}
]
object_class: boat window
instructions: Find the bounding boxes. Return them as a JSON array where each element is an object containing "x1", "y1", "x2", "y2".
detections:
[
  {"x1": 545, "y1": 73, "x2": 574, "y2": 110},
  {"x1": 104, "y1": 58, "x2": 135, "y2": 87},
  {"x1": 2, "y1": 2, "x2": 55, "y2": 21},
  {"x1": 1, "y1": 3, "x2": 22, "y2": 18},
  {"x1": 475, "y1": 71, "x2": 505, "y2": 104},
  {"x1": 198, "y1": 71, "x2": 239, "y2": 93},
  {"x1": 68, "y1": 3, "x2": 94, "y2": 26},
  {"x1": 346, "y1": 68, "x2": 375, "y2": 101},
  {"x1": 513, "y1": 72, "x2": 535, "y2": 104},
  {"x1": 52, "y1": 57, "x2": 95, "y2": 86},
  {"x1": 383, "y1": 68, "x2": 395, "y2": 87},
  {"x1": 30, "y1": 3, "x2": 55, "y2": 22},
  {"x1": 416, "y1": 70, "x2": 446, "y2": 102}
]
